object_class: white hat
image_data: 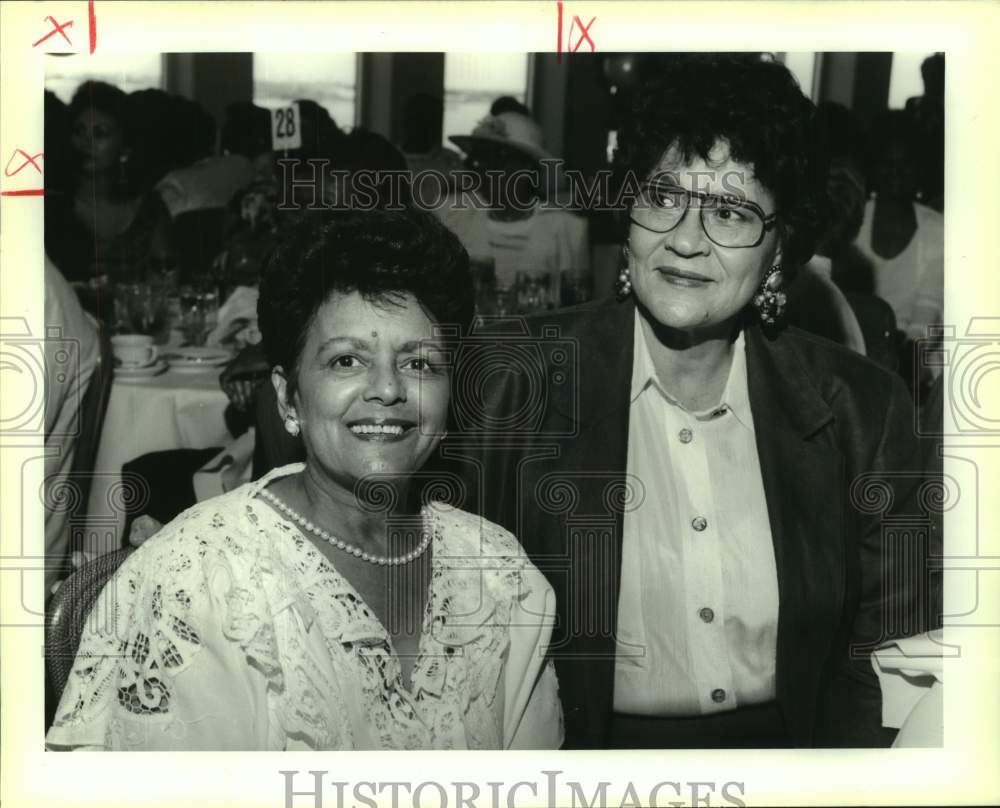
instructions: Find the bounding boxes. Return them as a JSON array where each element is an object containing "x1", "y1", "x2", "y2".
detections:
[{"x1": 449, "y1": 111, "x2": 552, "y2": 163}]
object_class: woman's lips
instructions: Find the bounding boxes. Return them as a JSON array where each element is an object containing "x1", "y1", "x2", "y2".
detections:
[
  {"x1": 655, "y1": 266, "x2": 714, "y2": 287},
  {"x1": 347, "y1": 419, "x2": 416, "y2": 443}
]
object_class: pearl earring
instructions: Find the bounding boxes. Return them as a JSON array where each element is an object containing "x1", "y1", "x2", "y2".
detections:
[
  {"x1": 284, "y1": 416, "x2": 300, "y2": 437},
  {"x1": 616, "y1": 242, "x2": 633, "y2": 300}
]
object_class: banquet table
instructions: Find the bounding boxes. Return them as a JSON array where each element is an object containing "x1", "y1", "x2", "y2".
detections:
[{"x1": 83, "y1": 364, "x2": 231, "y2": 555}]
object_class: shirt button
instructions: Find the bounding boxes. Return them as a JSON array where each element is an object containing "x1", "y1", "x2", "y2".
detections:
[
  {"x1": 699, "y1": 607, "x2": 715, "y2": 623},
  {"x1": 711, "y1": 688, "x2": 727, "y2": 703},
  {"x1": 691, "y1": 516, "x2": 708, "y2": 532},
  {"x1": 678, "y1": 428, "x2": 693, "y2": 444}
]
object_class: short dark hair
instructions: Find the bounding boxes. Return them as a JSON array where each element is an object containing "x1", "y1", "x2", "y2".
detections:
[
  {"x1": 221, "y1": 102, "x2": 272, "y2": 159},
  {"x1": 258, "y1": 208, "x2": 474, "y2": 394},
  {"x1": 69, "y1": 80, "x2": 133, "y2": 143},
  {"x1": 613, "y1": 54, "x2": 827, "y2": 270}
]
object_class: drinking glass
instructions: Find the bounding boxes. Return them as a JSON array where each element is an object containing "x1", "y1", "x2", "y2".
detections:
[{"x1": 179, "y1": 284, "x2": 220, "y2": 346}]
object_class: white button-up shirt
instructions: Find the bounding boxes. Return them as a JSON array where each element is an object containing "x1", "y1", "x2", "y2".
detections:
[{"x1": 613, "y1": 317, "x2": 780, "y2": 716}]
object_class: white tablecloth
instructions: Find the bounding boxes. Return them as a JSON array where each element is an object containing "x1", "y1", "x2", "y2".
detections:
[{"x1": 83, "y1": 366, "x2": 231, "y2": 554}]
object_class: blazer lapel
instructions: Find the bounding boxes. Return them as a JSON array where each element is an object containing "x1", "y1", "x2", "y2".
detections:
[
  {"x1": 546, "y1": 300, "x2": 636, "y2": 745},
  {"x1": 745, "y1": 327, "x2": 844, "y2": 746}
]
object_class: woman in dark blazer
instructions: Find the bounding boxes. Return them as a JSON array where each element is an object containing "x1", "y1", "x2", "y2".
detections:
[{"x1": 463, "y1": 54, "x2": 935, "y2": 748}]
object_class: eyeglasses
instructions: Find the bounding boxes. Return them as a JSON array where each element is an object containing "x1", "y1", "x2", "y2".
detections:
[{"x1": 630, "y1": 182, "x2": 778, "y2": 249}]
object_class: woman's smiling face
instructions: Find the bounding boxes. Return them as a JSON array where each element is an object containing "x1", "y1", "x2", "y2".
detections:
[
  {"x1": 275, "y1": 290, "x2": 450, "y2": 494},
  {"x1": 628, "y1": 140, "x2": 782, "y2": 335}
]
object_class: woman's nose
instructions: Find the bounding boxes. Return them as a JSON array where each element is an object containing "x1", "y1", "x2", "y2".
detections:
[
  {"x1": 665, "y1": 205, "x2": 708, "y2": 255},
  {"x1": 363, "y1": 364, "x2": 405, "y2": 404}
]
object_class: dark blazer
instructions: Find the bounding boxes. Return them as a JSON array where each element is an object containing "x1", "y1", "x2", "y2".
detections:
[{"x1": 456, "y1": 298, "x2": 934, "y2": 748}]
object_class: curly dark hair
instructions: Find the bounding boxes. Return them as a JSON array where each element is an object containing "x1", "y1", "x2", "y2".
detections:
[
  {"x1": 613, "y1": 54, "x2": 828, "y2": 271},
  {"x1": 258, "y1": 207, "x2": 474, "y2": 395}
]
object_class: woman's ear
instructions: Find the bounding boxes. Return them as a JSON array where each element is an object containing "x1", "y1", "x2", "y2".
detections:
[
  {"x1": 771, "y1": 240, "x2": 784, "y2": 273},
  {"x1": 272, "y1": 366, "x2": 296, "y2": 423}
]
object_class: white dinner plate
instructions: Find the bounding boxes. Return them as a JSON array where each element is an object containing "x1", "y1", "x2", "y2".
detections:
[
  {"x1": 115, "y1": 359, "x2": 168, "y2": 380},
  {"x1": 163, "y1": 348, "x2": 233, "y2": 372}
]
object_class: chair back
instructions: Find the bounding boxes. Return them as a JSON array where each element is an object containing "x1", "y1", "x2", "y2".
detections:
[
  {"x1": 68, "y1": 329, "x2": 115, "y2": 509},
  {"x1": 45, "y1": 547, "x2": 135, "y2": 718}
]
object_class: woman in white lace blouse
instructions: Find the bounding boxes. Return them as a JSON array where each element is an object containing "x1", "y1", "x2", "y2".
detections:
[{"x1": 47, "y1": 208, "x2": 563, "y2": 751}]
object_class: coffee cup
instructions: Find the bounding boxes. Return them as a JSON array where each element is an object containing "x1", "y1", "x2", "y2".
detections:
[{"x1": 112, "y1": 334, "x2": 158, "y2": 368}]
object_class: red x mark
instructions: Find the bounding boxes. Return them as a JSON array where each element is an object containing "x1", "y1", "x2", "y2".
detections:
[
  {"x1": 4, "y1": 150, "x2": 44, "y2": 177},
  {"x1": 568, "y1": 14, "x2": 596, "y2": 53},
  {"x1": 556, "y1": 2, "x2": 596, "y2": 62},
  {"x1": 32, "y1": 16, "x2": 74, "y2": 48}
]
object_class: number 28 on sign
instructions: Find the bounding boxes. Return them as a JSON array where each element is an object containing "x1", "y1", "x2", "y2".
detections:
[{"x1": 271, "y1": 103, "x2": 302, "y2": 151}]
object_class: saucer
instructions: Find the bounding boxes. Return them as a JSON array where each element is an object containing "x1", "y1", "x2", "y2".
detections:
[
  {"x1": 162, "y1": 347, "x2": 233, "y2": 372},
  {"x1": 115, "y1": 359, "x2": 168, "y2": 380}
]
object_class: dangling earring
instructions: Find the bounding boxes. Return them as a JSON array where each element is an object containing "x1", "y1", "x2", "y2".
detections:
[
  {"x1": 753, "y1": 265, "x2": 786, "y2": 325},
  {"x1": 284, "y1": 416, "x2": 300, "y2": 437},
  {"x1": 616, "y1": 243, "x2": 633, "y2": 300}
]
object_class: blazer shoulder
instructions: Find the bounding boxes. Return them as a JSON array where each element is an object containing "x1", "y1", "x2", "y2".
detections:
[{"x1": 777, "y1": 326, "x2": 908, "y2": 411}]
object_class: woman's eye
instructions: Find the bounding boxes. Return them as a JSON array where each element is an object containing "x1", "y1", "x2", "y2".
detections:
[
  {"x1": 330, "y1": 355, "x2": 363, "y2": 369},
  {"x1": 711, "y1": 205, "x2": 749, "y2": 224},
  {"x1": 402, "y1": 357, "x2": 435, "y2": 373}
]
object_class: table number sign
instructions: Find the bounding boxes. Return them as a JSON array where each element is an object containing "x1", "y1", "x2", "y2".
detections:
[{"x1": 270, "y1": 102, "x2": 302, "y2": 151}]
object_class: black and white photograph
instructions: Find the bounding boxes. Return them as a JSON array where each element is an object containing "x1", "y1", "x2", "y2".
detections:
[{"x1": 1, "y1": 2, "x2": 998, "y2": 807}]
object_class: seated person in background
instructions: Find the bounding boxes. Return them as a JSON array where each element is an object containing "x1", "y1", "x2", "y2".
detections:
[
  {"x1": 785, "y1": 158, "x2": 868, "y2": 355},
  {"x1": 438, "y1": 110, "x2": 590, "y2": 310},
  {"x1": 47, "y1": 207, "x2": 563, "y2": 751},
  {"x1": 44, "y1": 257, "x2": 101, "y2": 593},
  {"x1": 44, "y1": 81, "x2": 175, "y2": 304},
  {"x1": 155, "y1": 102, "x2": 263, "y2": 218},
  {"x1": 846, "y1": 112, "x2": 943, "y2": 346}
]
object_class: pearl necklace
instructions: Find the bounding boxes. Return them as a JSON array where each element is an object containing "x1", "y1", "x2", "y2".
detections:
[{"x1": 259, "y1": 489, "x2": 433, "y2": 566}]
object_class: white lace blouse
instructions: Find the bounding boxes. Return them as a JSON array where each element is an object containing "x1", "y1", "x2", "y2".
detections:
[{"x1": 46, "y1": 464, "x2": 564, "y2": 751}]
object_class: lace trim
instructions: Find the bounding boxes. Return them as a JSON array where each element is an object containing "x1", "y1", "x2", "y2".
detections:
[{"x1": 53, "y1": 508, "x2": 211, "y2": 730}]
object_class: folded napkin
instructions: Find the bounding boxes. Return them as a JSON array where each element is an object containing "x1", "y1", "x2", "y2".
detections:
[
  {"x1": 192, "y1": 428, "x2": 256, "y2": 502},
  {"x1": 872, "y1": 630, "x2": 945, "y2": 746},
  {"x1": 205, "y1": 285, "x2": 261, "y2": 349}
]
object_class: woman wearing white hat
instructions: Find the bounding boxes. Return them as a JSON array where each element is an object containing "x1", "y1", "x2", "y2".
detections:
[{"x1": 435, "y1": 110, "x2": 590, "y2": 313}]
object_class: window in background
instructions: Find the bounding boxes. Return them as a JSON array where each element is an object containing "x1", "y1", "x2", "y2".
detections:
[
  {"x1": 888, "y1": 52, "x2": 938, "y2": 109},
  {"x1": 443, "y1": 54, "x2": 530, "y2": 145},
  {"x1": 253, "y1": 53, "x2": 357, "y2": 129},
  {"x1": 779, "y1": 52, "x2": 818, "y2": 100},
  {"x1": 45, "y1": 53, "x2": 163, "y2": 103}
]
